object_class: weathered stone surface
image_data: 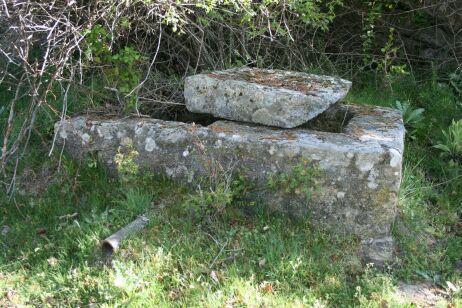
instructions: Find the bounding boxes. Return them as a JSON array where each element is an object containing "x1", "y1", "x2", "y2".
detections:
[
  {"x1": 394, "y1": 282, "x2": 449, "y2": 307},
  {"x1": 185, "y1": 67, "x2": 352, "y2": 128},
  {"x1": 54, "y1": 103, "x2": 404, "y2": 263}
]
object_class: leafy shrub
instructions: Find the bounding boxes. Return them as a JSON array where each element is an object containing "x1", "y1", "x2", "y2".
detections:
[{"x1": 83, "y1": 26, "x2": 146, "y2": 113}]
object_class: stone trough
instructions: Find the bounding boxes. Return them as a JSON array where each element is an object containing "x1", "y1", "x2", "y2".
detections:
[{"x1": 55, "y1": 68, "x2": 404, "y2": 264}]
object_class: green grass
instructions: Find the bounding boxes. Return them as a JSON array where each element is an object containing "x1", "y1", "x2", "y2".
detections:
[{"x1": 1, "y1": 74, "x2": 462, "y2": 306}]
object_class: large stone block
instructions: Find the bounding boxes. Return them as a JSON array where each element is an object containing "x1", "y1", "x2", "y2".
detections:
[
  {"x1": 185, "y1": 67, "x2": 352, "y2": 128},
  {"x1": 54, "y1": 104, "x2": 404, "y2": 264}
]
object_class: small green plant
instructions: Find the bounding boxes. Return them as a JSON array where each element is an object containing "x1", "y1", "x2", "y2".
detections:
[
  {"x1": 449, "y1": 68, "x2": 462, "y2": 96},
  {"x1": 114, "y1": 145, "x2": 140, "y2": 184},
  {"x1": 267, "y1": 160, "x2": 322, "y2": 200},
  {"x1": 361, "y1": 3, "x2": 379, "y2": 66},
  {"x1": 433, "y1": 119, "x2": 462, "y2": 163},
  {"x1": 184, "y1": 172, "x2": 255, "y2": 219},
  {"x1": 185, "y1": 182, "x2": 234, "y2": 218},
  {"x1": 83, "y1": 25, "x2": 111, "y2": 62},
  {"x1": 378, "y1": 28, "x2": 399, "y2": 77},
  {"x1": 394, "y1": 100, "x2": 424, "y2": 131}
]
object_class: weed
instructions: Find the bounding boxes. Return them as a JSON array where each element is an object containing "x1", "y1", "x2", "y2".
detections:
[
  {"x1": 394, "y1": 100, "x2": 425, "y2": 137},
  {"x1": 183, "y1": 170, "x2": 256, "y2": 220},
  {"x1": 114, "y1": 145, "x2": 139, "y2": 185},
  {"x1": 449, "y1": 68, "x2": 462, "y2": 96},
  {"x1": 434, "y1": 119, "x2": 462, "y2": 163},
  {"x1": 267, "y1": 160, "x2": 322, "y2": 200}
]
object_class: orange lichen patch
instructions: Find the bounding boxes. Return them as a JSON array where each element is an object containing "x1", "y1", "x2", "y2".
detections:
[
  {"x1": 282, "y1": 131, "x2": 298, "y2": 140},
  {"x1": 208, "y1": 124, "x2": 235, "y2": 134},
  {"x1": 207, "y1": 69, "x2": 331, "y2": 95},
  {"x1": 187, "y1": 122, "x2": 198, "y2": 134}
]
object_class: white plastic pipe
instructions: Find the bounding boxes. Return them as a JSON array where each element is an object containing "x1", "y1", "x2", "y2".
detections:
[{"x1": 101, "y1": 214, "x2": 149, "y2": 255}]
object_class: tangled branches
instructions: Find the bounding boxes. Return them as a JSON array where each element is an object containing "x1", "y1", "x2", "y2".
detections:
[
  {"x1": 0, "y1": 0, "x2": 341, "y2": 192},
  {"x1": 0, "y1": 1, "x2": 157, "y2": 192},
  {"x1": 1, "y1": 1, "x2": 88, "y2": 192}
]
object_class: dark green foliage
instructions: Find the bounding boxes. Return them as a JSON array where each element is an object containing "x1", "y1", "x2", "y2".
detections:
[{"x1": 83, "y1": 26, "x2": 145, "y2": 113}]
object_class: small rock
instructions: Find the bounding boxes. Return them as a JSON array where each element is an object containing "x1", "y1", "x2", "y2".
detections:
[
  {"x1": 395, "y1": 282, "x2": 449, "y2": 307},
  {"x1": 361, "y1": 237, "x2": 395, "y2": 266},
  {"x1": 258, "y1": 258, "x2": 266, "y2": 267},
  {"x1": 210, "y1": 270, "x2": 219, "y2": 284},
  {"x1": 1, "y1": 225, "x2": 10, "y2": 236},
  {"x1": 5, "y1": 289, "x2": 15, "y2": 303},
  {"x1": 454, "y1": 260, "x2": 462, "y2": 273},
  {"x1": 446, "y1": 281, "x2": 460, "y2": 293},
  {"x1": 47, "y1": 257, "x2": 58, "y2": 267}
]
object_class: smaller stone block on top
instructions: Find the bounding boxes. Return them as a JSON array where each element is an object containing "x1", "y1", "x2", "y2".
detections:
[{"x1": 184, "y1": 67, "x2": 352, "y2": 128}]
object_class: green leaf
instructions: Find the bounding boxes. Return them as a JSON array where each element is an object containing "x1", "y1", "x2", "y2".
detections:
[{"x1": 433, "y1": 144, "x2": 450, "y2": 152}]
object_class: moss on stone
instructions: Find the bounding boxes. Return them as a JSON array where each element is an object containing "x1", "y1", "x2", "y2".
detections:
[{"x1": 267, "y1": 159, "x2": 323, "y2": 200}]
